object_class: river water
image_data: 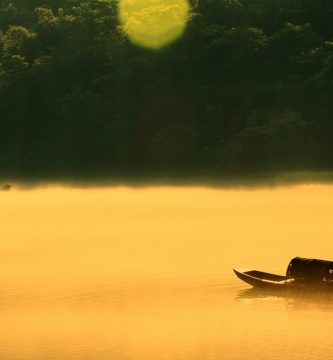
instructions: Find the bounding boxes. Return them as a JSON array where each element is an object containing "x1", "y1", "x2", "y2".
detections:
[{"x1": 1, "y1": 185, "x2": 333, "y2": 359}]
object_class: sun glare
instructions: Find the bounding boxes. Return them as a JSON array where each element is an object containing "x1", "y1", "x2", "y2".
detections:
[{"x1": 118, "y1": 0, "x2": 190, "y2": 50}]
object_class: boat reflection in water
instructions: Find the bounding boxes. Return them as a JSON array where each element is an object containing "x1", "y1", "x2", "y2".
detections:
[{"x1": 237, "y1": 286, "x2": 333, "y2": 312}]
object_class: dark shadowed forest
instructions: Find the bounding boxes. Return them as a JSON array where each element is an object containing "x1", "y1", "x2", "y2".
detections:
[{"x1": 1, "y1": 0, "x2": 333, "y2": 181}]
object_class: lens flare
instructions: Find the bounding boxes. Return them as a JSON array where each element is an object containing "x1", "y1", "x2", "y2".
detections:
[{"x1": 119, "y1": 0, "x2": 190, "y2": 50}]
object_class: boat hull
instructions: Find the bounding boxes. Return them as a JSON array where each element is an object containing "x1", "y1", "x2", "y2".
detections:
[{"x1": 233, "y1": 269, "x2": 333, "y2": 291}]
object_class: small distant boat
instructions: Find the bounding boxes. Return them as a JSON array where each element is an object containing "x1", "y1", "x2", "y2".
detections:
[
  {"x1": 2, "y1": 183, "x2": 11, "y2": 191},
  {"x1": 234, "y1": 257, "x2": 333, "y2": 290}
]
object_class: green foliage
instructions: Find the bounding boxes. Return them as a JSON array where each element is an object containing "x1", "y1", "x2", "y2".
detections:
[
  {"x1": 0, "y1": 0, "x2": 333, "y2": 179},
  {"x1": 3, "y1": 25, "x2": 36, "y2": 55}
]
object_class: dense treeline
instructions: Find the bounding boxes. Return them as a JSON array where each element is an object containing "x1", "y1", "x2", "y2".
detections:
[{"x1": 1, "y1": 0, "x2": 333, "y2": 179}]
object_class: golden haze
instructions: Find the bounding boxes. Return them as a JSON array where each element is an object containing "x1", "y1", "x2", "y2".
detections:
[
  {"x1": 1, "y1": 184, "x2": 333, "y2": 282},
  {"x1": 1, "y1": 185, "x2": 333, "y2": 360}
]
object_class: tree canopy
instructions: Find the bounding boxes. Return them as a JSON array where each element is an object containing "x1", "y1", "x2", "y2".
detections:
[{"x1": 0, "y1": 0, "x2": 332, "y2": 180}]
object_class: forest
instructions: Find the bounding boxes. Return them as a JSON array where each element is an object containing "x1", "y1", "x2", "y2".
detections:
[{"x1": 1, "y1": 0, "x2": 333, "y2": 181}]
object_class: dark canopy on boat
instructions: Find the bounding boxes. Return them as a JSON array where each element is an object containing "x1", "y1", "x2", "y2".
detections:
[{"x1": 286, "y1": 257, "x2": 333, "y2": 282}]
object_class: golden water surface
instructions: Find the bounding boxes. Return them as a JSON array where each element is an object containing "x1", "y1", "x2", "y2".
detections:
[{"x1": 1, "y1": 185, "x2": 333, "y2": 359}]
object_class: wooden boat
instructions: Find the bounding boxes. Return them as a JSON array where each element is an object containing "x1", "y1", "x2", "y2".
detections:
[{"x1": 234, "y1": 257, "x2": 333, "y2": 291}]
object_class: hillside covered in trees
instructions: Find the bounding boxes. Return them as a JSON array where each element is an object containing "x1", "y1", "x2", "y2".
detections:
[{"x1": 1, "y1": 0, "x2": 333, "y2": 180}]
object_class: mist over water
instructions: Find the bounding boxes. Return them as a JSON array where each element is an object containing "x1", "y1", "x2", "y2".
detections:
[{"x1": 1, "y1": 185, "x2": 333, "y2": 359}]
